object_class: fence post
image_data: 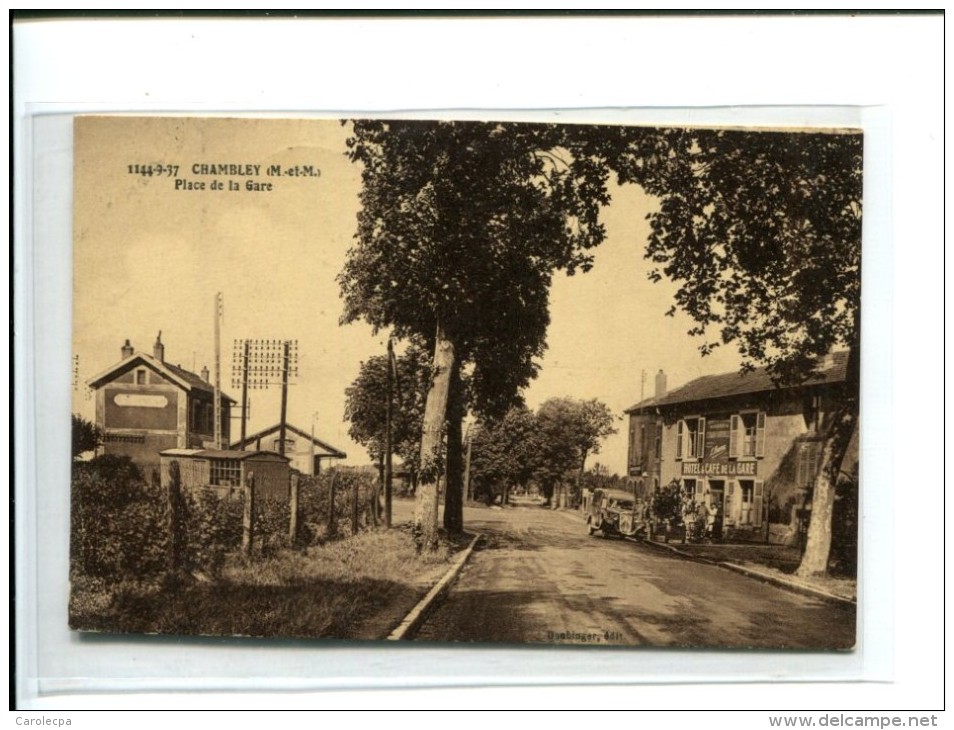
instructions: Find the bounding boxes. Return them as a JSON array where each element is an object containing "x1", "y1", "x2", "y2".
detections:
[
  {"x1": 242, "y1": 470, "x2": 255, "y2": 556},
  {"x1": 351, "y1": 476, "x2": 360, "y2": 535},
  {"x1": 327, "y1": 471, "x2": 337, "y2": 538},
  {"x1": 167, "y1": 460, "x2": 183, "y2": 580},
  {"x1": 288, "y1": 472, "x2": 300, "y2": 546}
]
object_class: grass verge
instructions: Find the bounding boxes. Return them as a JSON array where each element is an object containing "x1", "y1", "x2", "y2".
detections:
[{"x1": 70, "y1": 526, "x2": 472, "y2": 640}]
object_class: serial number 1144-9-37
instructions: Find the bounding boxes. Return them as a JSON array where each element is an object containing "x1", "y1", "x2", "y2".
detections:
[{"x1": 127, "y1": 164, "x2": 180, "y2": 177}]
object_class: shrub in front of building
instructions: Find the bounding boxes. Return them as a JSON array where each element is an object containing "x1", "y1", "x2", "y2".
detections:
[{"x1": 70, "y1": 456, "x2": 168, "y2": 585}]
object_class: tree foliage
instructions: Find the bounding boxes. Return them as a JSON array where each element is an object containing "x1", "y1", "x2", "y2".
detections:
[
  {"x1": 468, "y1": 406, "x2": 539, "y2": 504},
  {"x1": 339, "y1": 120, "x2": 616, "y2": 542},
  {"x1": 72, "y1": 413, "x2": 101, "y2": 461},
  {"x1": 534, "y1": 397, "x2": 617, "y2": 504},
  {"x1": 588, "y1": 126, "x2": 862, "y2": 383},
  {"x1": 343, "y1": 341, "x2": 431, "y2": 475},
  {"x1": 588, "y1": 125, "x2": 863, "y2": 576}
]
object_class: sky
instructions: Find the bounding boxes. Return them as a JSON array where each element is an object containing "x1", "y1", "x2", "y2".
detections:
[{"x1": 72, "y1": 115, "x2": 744, "y2": 473}]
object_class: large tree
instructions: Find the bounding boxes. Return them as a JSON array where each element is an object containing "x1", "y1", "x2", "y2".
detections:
[
  {"x1": 340, "y1": 120, "x2": 611, "y2": 546},
  {"x1": 597, "y1": 126, "x2": 863, "y2": 577}
]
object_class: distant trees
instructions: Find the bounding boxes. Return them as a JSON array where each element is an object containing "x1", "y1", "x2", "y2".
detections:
[
  {"x1": 468, "y1": 397, "x2": 618, "y2": 507},
  {"x1": 468, "y1": 406, "x2": 539, "y2": 505},
  {"x1": 534, "y1": 397, "x2": 617, "y2": 507}
]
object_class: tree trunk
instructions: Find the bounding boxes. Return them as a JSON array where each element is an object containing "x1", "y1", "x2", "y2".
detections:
[
  {"x1": 415, "y1": 323, "x2": 455, "y2": 549},
  {"x1": 796, "y1": 345, "x2": 859, "y2": 578},
  {"x1": 443, "y1": 357, "x2": 464, "y2": 533}
]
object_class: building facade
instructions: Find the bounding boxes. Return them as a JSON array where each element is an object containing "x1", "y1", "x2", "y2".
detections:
[
  {"x1": 231, "y1": 423, "x2": 346, "y2": 476},
  {"x1": 159, "y1": 448, "x2": 291, "y2": 501},
  {"x1": 87, "y1": 334, "x2": 235, "y2": 473},
  {"x1": 625, "y1": 353, "x2": 857, "y2": 544}
]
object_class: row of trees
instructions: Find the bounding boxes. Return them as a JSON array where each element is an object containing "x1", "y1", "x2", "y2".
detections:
[
  {"x1": 468, "y1": 398, "x2": 616, "y2": 507},
  {"x1": 338, "y1": 120, "x2": 861, "y2": 576}
]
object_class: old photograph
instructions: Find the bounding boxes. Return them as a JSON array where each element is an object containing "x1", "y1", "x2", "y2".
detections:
[{"x1": 70, "y1": 115, "x2": 861, "y2": 650}]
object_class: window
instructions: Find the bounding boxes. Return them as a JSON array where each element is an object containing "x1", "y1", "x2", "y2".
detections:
[
  {"x1": 729, "y1": 411, "x2": 765, "y2": 458},
  {"x1": 136, "y1": 369, "x2": 146, "y2": 385},
  {"x1": 676, "y1": 417, "x2": 706, "y2": 460},
  {"x1": 273, "y1": 438, "x2": 295, "y2": 453},
  {"x1": 683, "y1": 478, "x2": 697, "y2": 500},
  {"x1": 730, "y1": 479, "x2": 764, "y2": 527},
  {"x1": 654, "y1": 423, "x2": 662, "y2": 459},
  {"x1": 210, "y1": 459, "x2": 241, "y2": 487},
  {"x1": 738, "y1": 480, "x2": 755, "y2": 525},
  {"x1": 628, "y1": 424, "x2": 637, "y2": 465},
  {"x1": 796, "y1": 439, "x2": 823, "y2": 489}
]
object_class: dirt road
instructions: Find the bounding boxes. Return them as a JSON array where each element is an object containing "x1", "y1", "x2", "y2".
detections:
[{"x1": 406, "y1": 499, "x2": 855, "y2": 650}]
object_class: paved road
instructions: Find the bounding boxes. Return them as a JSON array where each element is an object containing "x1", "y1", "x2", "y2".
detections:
[{"x1": 410, "y1": 500, "x2": 856, "y2": 650}]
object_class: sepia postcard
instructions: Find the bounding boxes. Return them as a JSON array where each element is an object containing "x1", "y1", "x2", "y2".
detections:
[{"x1": 70, "y1": 115, "x2": 861, "y2": 650}]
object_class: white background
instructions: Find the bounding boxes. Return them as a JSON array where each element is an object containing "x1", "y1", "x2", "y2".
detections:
[{"x1": 10, "y1": 12, "x2": 945, "y2": 719}]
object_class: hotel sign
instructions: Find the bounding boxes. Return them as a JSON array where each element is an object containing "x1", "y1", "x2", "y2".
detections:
[{"x1": 682, "y1": 461, "x2": 756, "y2": 477}]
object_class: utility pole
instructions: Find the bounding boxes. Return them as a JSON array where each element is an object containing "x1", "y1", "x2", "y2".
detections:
[
  {"x1": 278, "y1": 340, "x2": 289, "y2": 456},
  {"x1": 384, "y1": 337, "x2": 394, "y2": 527},
  {"x1": 214, "y1": 292, "x2": 224, "y2": 449},
  {"x1": 232, "y1": 338, "x2": 298, "y2": 454},
  {"x1": 463, "y1": 422, "x2": 473, "y2": 503}
]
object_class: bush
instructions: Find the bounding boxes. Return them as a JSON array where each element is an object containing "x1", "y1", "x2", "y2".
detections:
[
  {"x1": 298, "y1": 470, "x2": 377, "y2": 541},
  {"x1": 182, "y1": 490, "x2": 245, "y2": 577},
  {"x1": 651, "y1": 481, "x2": 684, "y2": 526},
  {"x1": 70, "y1": 456, "x2": 167, "y2": 584}
]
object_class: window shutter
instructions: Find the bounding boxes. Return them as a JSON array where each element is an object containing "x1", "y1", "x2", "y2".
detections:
[
  {"x1": 697, "y1": 417, "x2": 706, "y2": 458},
  {"x1": 753, "y1": 480, "x2": 764, "y2": 527},
  {"x1": 676, "y1": 420, "x2": 684, "y2": 460},
  {"x1": 756, "y1": 411, "x2": 766, "y2": 457},
  {"x1": 729, "y1": 415, "x2": 740, "y2": 458},
  {"x1": 696, "y1": 481, "x2": 704, "y2": 497},
  {"x1": 725, "y1": 480, "x2": 737, "y2": 525}
]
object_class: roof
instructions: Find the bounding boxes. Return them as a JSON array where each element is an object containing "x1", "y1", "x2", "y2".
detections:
[
  {"x1": 230, "y1": 423, "x2": 347, "y2": 459},
  {"x1": 88, "y1": 352, "x2": 236, "y2": 404},
  {"x1": 159, "y1": 448, "x2": 289, "y2": 462},
  {"x1": 625, "y1": 351, "x2": 849, "y2": 413}
]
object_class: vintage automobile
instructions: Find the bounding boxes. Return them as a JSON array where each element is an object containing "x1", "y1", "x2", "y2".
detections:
[{"x1": 585, "y1": 488, "x2": 645, "y2": 538}]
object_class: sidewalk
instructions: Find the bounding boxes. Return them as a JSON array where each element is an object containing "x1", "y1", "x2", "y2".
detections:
[
  {"x1": 642, "y1": 536, "x2": 856, "y2": 604},
  {"x1": 561, "y1": 506, "x2": 856, "y2": 604}
]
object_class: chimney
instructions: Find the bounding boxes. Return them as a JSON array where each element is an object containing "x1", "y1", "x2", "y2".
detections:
[
  {"x1": 153, "y1": 331, "x2": 165, "y2": 362},
  {"x1": 201, "y1": 366, "x2": 209, "y2": 382},
  {"x1": 655, "y1": 369, "x2": 667, "y2": 400},
  {"x1": 121, "y1": 339, "x2": 134, "y2": 359}
]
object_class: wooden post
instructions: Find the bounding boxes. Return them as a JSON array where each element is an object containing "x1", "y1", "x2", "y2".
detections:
[
  {"x1": 167, "y1": 460, "x2": 183, "y2": 579},
  {"x1": 351, "y1": 475, "x2": 360, "y2": 535},
  {"x1": 327, "y1": 471, "x2": 337, "y2": 538},
  {"x1": 288, "y1": 471, "x2": 300, "y2": 546},
  {"x1": 242, "y1": 470, "x2": 255, "y2": 555}
]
